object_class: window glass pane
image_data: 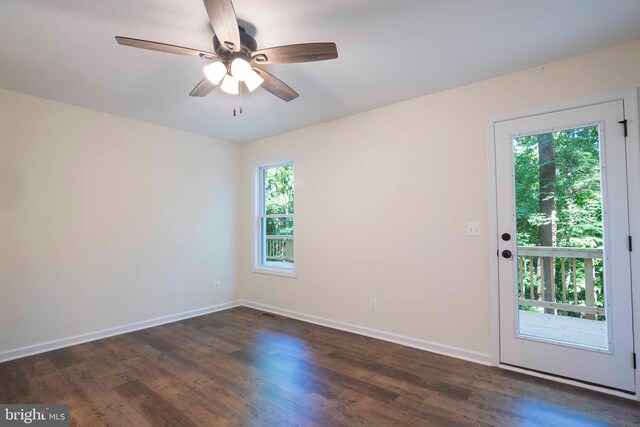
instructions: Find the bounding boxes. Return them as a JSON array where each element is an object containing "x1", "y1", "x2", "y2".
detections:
[
  {"x1": 513, "y1": 125, "x2": 607, "y2": 349},
  {"x1": 264, "y1": 217, "x2": 294, "y2": 263},
  {"x1": 264, "y1": 164, "x2": 294, "y2": 215},
  {"x1": 259, "y1": 163, "x2": 294, "y2": 268},
  {"x1": 265, "y1": 217, "x2": 293, "y2": 236}
]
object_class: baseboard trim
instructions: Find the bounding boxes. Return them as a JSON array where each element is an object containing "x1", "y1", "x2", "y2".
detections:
[
  {"x1": 0, "y1": 301, "x2": 240, "y2": 363},
  {"x1": 1, "y1": 299, "x2": 492, "y2": 367},
  {"x1": 240, "y1": 300, "x2": 492, "y2": 366}
]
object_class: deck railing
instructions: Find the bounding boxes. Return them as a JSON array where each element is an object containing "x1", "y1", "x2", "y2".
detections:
[
  {"x1": 517, "y1": 246, "x2": 604, "y2": 320},
  {"x1": 265, "y1": 235, "x2": 294, "y2": 263}
]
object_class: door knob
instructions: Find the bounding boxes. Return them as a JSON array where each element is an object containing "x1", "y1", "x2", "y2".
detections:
[
  {"x1": 502, "y1": 250, "x2": 512, "y2": 259},
  {"x1": 501, "y1": 233, "x2": 511, "y2": 241}
]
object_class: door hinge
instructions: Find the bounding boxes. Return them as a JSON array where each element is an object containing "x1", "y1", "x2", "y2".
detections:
[
  {"x1": 630, "y1": 236, "x2": 633, "y2": 252},
  {"x1": 619, "y1": 119, "x2": 628, "y2": 137},
  {"x1": 634, "y1": 353, "x2": 637, "y2": 370}
]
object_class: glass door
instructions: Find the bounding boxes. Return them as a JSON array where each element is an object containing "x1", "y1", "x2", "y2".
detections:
[{"x1": 496, "y1": 100, "x2": 635, "y2": 392}]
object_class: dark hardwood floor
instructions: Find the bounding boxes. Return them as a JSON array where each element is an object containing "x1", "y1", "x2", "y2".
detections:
[{"x1": 1, "y1": 306, "x2": 639, "y2": 426}]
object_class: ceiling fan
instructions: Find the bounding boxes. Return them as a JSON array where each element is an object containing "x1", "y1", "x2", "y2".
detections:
[{"x1": 115, "y1": 0, "x2": 338, "y2": 102}]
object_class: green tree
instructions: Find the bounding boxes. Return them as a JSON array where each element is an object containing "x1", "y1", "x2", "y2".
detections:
[
  {"x1": 538, "y1": 132, "x2": 556, "y2": 313},
  {"x1": 514, "y1": 126, "x2": 604, "y2": 316},
  {"x1": 264, "y1": 165, "x2": 294, "y2": 236}
]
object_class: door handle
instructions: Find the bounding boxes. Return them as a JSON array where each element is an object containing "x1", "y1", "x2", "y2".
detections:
[{"x1": 501, "y1": 250, "x2": 512, "y2": 259}]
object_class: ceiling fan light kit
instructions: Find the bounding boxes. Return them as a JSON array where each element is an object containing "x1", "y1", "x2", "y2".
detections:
[
  {"x1": 115, "y1": 0, "x2": 338, "y2": 103},
  {"x1": 230, "y1": 57, "x2": 264, "y2": 92}
]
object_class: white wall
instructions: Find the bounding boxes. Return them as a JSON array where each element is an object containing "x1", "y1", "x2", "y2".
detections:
[
  {"x1": 0, "y1": 88, "x2": 240, "y2": 357},
  {"x1": 240, "y1": 39, "x2": 640, "y2": 361}
]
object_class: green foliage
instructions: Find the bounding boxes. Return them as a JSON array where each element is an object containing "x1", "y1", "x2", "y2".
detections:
[
  {"x1": 264, "y1": 164, "x2": 294, "y2": 236},
  {"x1": 515, "y1": 126, "x2": 602, "y2": 248},
  {"x1": 514, "y1": 126, "x2": 605, "y2": 315}
]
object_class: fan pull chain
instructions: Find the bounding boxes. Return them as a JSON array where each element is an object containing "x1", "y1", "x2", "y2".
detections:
[{"x1": 233, "y1": 84, "x2": 244, "y2": 117}]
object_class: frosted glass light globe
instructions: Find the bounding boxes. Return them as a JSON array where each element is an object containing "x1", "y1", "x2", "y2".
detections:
[
  {"x1": 203, "y1": 61, "x2": 227, "y2": 85},
  {"x1": 243, "y1": 68, "x2": 264, "y2": 92},
  {"x1": 220, "y1": 74, "x2": 239, "y2": 95},
  {"x1": 231, "y1": 58, "x2": 252, "y2": 81}
]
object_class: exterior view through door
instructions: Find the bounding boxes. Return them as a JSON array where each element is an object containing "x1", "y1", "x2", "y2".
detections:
[{"x1": 495, "y1": 100, "x2": 635, "y2": 392}]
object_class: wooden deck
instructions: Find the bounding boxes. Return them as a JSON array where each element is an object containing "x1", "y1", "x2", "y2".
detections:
[{"x1": 519, "y1": 310, "x2": 608, "y2": 349}]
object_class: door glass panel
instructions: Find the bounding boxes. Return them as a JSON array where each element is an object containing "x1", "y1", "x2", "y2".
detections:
[{"x1": 513, "y1": 125, "x2": 608, "y2": 349}]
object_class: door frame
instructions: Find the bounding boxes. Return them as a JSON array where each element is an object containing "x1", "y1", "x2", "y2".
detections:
[{"x1": 487, "y1": 89, "x2": 640, "y2": 399}]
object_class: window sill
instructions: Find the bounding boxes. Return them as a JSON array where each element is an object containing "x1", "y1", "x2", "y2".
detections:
[{"x1": 252, "y1": 267, "x2": 297, "y2": 278}]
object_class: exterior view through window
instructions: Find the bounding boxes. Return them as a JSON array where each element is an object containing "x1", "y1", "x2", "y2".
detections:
[
  {"x1": 259, "y1": 162, "x2": 294, "y2": 269},
  {"x1": 513, "y1": 125, "x2": 607, "y2": 349}
]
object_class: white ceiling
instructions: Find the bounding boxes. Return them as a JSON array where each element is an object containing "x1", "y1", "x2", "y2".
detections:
[{"x1": 1, "y1": 0, "x2": 640, "y2": 143}]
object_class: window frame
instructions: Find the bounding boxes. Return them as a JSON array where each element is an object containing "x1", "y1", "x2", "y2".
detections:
[{"x1": 253, "y1": 160, "x2": 296, "y2": 277}]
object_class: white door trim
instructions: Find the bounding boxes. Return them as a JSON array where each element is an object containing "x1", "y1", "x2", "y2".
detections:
[{"x1": 486, "y1": 88, "x2": 640, "y2": 399}]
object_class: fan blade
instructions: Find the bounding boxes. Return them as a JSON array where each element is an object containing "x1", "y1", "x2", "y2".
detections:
[
  {"x1": 115, "y1": 36, "x2": 217, "y2": 59},
  {"x1": 202, "y1": 0, "x2": 241, "y2": 52},
  {"x1": 253, "y1": 67, "x2": 299, "y2": 102},
  {"x1": 189, "y1": 77, "x2": 217, "y2": 97},
  {"x1": 251, "y1": 43, "x2": 338, "y2": 64}
]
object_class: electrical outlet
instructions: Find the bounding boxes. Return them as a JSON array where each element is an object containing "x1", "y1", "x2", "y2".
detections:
[
  {"x1": 214, "y1": 281, "x2": 221, "y2": 291},
  {"x1": 466, "y1": 221, "x2": 481, "y2": 236},
  {"x1": 369, "y1": 298, "x2": 378, "y2": 312}
]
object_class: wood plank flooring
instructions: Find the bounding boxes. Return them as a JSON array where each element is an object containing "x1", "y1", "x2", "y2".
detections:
[{"x1": 1, "y1": 306, "x2": 639, "y2": 426}]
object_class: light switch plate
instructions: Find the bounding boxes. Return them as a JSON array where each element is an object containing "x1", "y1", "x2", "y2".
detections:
[{"x1": 467, "y1": 222, "x2": 481, "y2": 236}]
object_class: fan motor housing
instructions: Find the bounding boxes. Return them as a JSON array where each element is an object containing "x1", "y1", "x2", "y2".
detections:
[{"x1": 213, "y1": 26, "x2": 257, "y2": 55}]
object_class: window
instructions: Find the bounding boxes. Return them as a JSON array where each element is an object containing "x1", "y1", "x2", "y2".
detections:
[{"x1": 256, "y1": 162, "x2": 294, "y2": 274}]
